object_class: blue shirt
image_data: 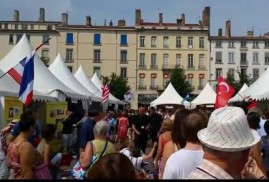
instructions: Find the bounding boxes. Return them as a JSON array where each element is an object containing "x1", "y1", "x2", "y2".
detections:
[
  {"x1": 11, "y1": 122, "x2": 40, "y2": 146},
  {"x1": 108, "y1": 118, "x2": 116, "y2": 127},
  {"x1": 78, "y1": 118, "x2": 95, "y2": 149}
]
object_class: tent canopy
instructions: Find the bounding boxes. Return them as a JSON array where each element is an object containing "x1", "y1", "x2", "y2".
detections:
[
  {"x1": 150, "y1": 83, "x2": 185, "y2": 107},
  {"x1": 240, "y1": 69, "x2": 269, "y2": 101},
  {"x1": 229, "y1": 83, "x2": 249, "y2": 102},
  {"x1": 91, "y1": 72, "x2": 124, "y2": 104},
  {"x1": 191, "y1": 82, "x2": 216, "y2": 106},
  {"x1": 49, "y1": 54, "x2": 98, "y2": 101},
  {"x1": 74, "y1": 66, "x2": 103, "y2": 102},
  {"x1": 0, "y1": 34, "x2": 86, "y2": 101}
]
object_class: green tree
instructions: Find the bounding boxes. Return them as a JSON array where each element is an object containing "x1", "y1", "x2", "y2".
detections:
[
  {"x1": 101, "y1": 73, "x2": 130, "y2": 100},
  {"x1": 168, "y1": 67, "x2": 194, "y2": 98},
  {"x1": 225, "y1": 67, "x2": 254, "y2": 94}
]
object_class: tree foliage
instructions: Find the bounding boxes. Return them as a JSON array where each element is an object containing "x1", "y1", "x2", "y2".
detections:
[
  {"x1": 167, "y1": 68, "x2": 194, "y2": 98},
  {"x1": 101, "y1": 73, "x2": 130, "y2": 100},
  {"x1": 225, "y1": 67, "x2": 254, "y2": 94}
]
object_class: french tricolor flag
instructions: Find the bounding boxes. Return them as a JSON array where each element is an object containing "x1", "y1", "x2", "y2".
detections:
[{"x1": 7, "y1": 51, "x2": 35, "y2": 106}]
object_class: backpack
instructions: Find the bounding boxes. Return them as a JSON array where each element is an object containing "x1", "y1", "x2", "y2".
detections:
[
  {"x1": 71, "y1": 140, "x2": 108, "y2": 179},
  {"x1": 0, "y1": 125, "x2": 13, "y2": 154}
]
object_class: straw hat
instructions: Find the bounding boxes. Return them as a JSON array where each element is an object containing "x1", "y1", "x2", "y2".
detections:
[
  {"x1": 10, "y1": 118, "x2": 20, "y2": 125},
  {"x1": 197, "y1": 106, "x2": 260, "y2": 152}
]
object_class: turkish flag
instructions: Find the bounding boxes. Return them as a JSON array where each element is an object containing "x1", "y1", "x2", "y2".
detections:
[{"x1": 215, "y1": 76, "x2": 235, "y2": 109}]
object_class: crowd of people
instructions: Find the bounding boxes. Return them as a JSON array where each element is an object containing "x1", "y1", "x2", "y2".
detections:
[{"x1": 0, "y1": 102, "x2": 269, "y2": 179}]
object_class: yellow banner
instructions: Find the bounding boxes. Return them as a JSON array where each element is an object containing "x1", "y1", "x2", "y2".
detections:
[{"x1": 4, "y1": 96, "x2": 23, "y2": 125}]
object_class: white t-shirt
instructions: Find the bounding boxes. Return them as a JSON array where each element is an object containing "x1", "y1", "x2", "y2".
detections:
[
  {"x1": 120, "y1": 148, "x2": 143, "y2": 171},
  {"x1": 257, "y1": 118, "x2": 267, "y2": 137},
  {"x1": 163, "y1": 149, "x2": 204, "y2": 179}
]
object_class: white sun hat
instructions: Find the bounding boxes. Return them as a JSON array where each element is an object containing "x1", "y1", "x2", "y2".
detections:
[{"x1": 197, "y1": 106, "x2": 260, "y2": 152}]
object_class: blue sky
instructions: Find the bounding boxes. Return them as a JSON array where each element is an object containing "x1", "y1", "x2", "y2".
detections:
[{"x1": 0, "y1": 0, "x2": 268, "y2": 36}]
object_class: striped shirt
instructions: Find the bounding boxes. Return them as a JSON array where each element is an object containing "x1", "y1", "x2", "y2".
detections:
[{"x1": 187, "y1": 159, "x2": 233, "y2": 179}]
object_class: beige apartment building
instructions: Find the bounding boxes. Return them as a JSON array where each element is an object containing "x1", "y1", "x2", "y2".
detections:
[
  {"x1": 0, "y1": 7, "x2": 210, "y2": 109},
  {"x1": 135, "y1": 8, "x2": 210, "y2": 106}
]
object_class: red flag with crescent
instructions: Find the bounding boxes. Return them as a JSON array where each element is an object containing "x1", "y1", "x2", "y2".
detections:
[{"x1": 215, "y1": 76, "x2": 235, "y2": 109}]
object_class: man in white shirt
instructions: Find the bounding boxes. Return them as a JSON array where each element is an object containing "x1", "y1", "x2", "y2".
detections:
[{"x1": 163, "y1": 111, "x2": 208, "y2": 179}]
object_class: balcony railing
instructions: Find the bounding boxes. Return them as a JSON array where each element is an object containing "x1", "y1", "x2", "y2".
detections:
[
  {"x1": 150, "y1": 65, "x2": 158, "y2": 69},
  {"x1": 93, "y1": 60, "x2": 102, "y2": 63},
  {"x1": 265, "y1": 61, "x2": 269, "y2": 65},
  {"x1": 65, "y1": 58, "x2": 74, "y2": 63},
  {"x1": 138, "y1": 65, "x2": 147, "y2": 69},
  {"x1": 198, "y1": 85, "x2": 204, "y2": 90},
  {"x1": 150, "y1": 85, "x2": 159, "y2": 90},
  {"x1": 162, "y1": 64, "x2": 183, "y2": 70},
  {"x1": 186, "y1": 66, "x2": 195, "y2": 70},
  {"x1": 240, "y1": 60, "x2": 248, "y2": 66},
  {"x1": 215, "y1": 60, "x2": 223, "y2": 64},
  {"x1": 198, "y1": 65, "x2": 206, "y2": 70},
  {"x1": 138, "y1": 85, "x2": 147, "y2": 89}
]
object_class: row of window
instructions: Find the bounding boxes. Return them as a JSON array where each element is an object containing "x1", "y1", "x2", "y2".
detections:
[
  {"x1": 215, "y1": 52, "x2": 269, "y2": 64},
  {"x1": 66, "y1": 33, "x2": 128, "y2": 46},
  {"x1": 138, "y1": 73, "x2": 205, "y2": 89},
  {"x1": 215, "y1": 41, "x2": 269, "y2": 48},
  {"x1": 139, "y1": 36, "x2": 205, "y2": 48},
  {"x1": 92, "y1": 66, "x2": 127, "y2": 79},
  {"x1": 215, "y1": 68, "x2": 262, "y2": 81},
  {"x1": 8, "y1": 34, "x2": 50, "y2": 45}
]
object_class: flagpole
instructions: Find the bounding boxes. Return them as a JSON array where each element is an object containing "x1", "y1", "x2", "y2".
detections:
[{"x1": 0, "y1": 37, "x2": 51, "y2": 79}]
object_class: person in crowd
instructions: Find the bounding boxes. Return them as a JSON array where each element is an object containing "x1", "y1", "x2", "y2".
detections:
[
  {"x1": 188, "y1": 107, "x2": 261, "y2": 179},
  {"x1": 258, "y1": 110, "x2": 269, "y2": 137},
  {"x1": 37, "y1": 124, "x2": 61, "y2": 179},
  {"x1": 61, "y1": 110, "x2": 75, "y2": 154},
  {"x1": 261, "y1": 120, "x2": 269, "y2": 177},
  {"x1": 117, "y1": 110, "x2": 129, "y2": 148},
  {"x1": 7, "y1": 113, "x2": 51, "y2": 179},
  {"x1": 161, "y1": 109, "x2": 192, "y2": 173},
  {"x1": 163, "y1": 111, "x2": 208, "y2": 179},
  {"x1": 153, "y1": 118, "x2": 173, "y2": 179},
  {"x1": 127, "y1": 109, "x2": 136, "y2": 140},
  {"x1": 79, "y1": 120, "x2": 115, "y2": 170},
  {"x1": 6, "y1": 105, "x2": 41, "y2": 147},
  {"x1": 247, "y1": 111, "x2": 267, "y2": 176},
  {"x1": 149, "y1": 107, "x2": 163, "y2": 150},
  {"x1": 78, "y1": 103, "x2": 103, "y2": 154},
  {"x1": 120, "y1": 140, "x2": 157, "y2": 178},
  {"x1": 87, "y1": 153, "x2": 136, "y2": 179},
  {"x1": 107, "y1": 112, "x2": 117, "y2": 142},
  {"x1": 132, "y1": 107, "x2": 150, "y2": 153}
]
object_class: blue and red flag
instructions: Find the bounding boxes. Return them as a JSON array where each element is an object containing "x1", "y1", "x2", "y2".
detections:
[{"x1": 7, "y1": 51, "x2": 35, "y2": 106}]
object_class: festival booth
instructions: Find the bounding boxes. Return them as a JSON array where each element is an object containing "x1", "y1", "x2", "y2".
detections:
[
  {"x1": 49, "y1": 54, "x2": 100, "y2": 112},
  {"x1": 0, "y1": 34, "x2": 87, "y2": 128},
  {"x1": 191, "y1": 82, "x2": 216, "y2": 115},
  {"x1": 150, "y1": 83, "x2": 188, "y2": 109},
  {"x1": 91, "y1": 72, "x2": 125, "y2": 111},
  {"x1": 239, "y1": 69, "x2": 269, "y2": 111}
]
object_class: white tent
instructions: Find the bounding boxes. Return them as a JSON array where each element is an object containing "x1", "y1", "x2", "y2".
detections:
[
  {"x1": 150, "y1": 83, "x2": 185, "y2": 107},
  {"x1": 240, "y1": 69, "x2": 269, "y2": 101},
  {"x1": 229, "y1": 83, "x2": 249, "y2": 102},
  {"x1": 0, "y1": 70, "x2": 56, "y2": 102},
  {"x1": 74, "y1": 66, "x2": 102, "y2": 102},
  {"x1": 91, "y1": 72, "x2": 124, "y2": 104},
  {"x1": 49, "y1": 54, "x2": 99, "y2": 102},
  {"x1": 0, "y1": 34, "x2": 86, "y2": 101},
  {"x1": 191, "y1": 82, "x2": 216, "y2": 106}
]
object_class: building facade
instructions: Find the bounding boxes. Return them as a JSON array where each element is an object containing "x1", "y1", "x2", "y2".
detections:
[
  {"x1": 210, "y1": 20, "x2": 269, "y2": 90},
  {"x1": 0, "y1": 7, "x2": 211, "y2": 109}
]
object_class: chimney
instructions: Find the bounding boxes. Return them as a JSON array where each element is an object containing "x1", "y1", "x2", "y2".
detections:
[
  {"x1": 225, "y1": 20, "x2": 231, "y2": 37},
  {"x1": 202, "y1": 7, "x2": 210, "y2": 26},
  {"x1": 247, "y1": 30, "x2": 254, "y2": 37},
  {"x1": 109, "y1": 20, "x2": 113, "y2": 26},
  {"x1": 86, "y1": 16, "x2": 91, "y2": 26},
  {"x1": 181, "y1": 13, "x2": 185, "y2": 25},
  {"x1": 14, "y1": 10, "x2": 19, "y2": 21},
  {"x1": 118, "y1": 19, "x2": 126, "y2": 26},
  {"x1": 62, "y1": 13, "x2": 68, "y2": 25},
  {"x1": 135, "y1": 9, "x2": 141, "y2": 25},
  {"x1": 39, "y1": 8, "x2": 45, "y2": 22},
  {"x1": 159, "y1": 13, "x2": 163, "y2": 24},
  {"x1": 218, "y1": 28, "x2": 222, "y2": 36}
]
